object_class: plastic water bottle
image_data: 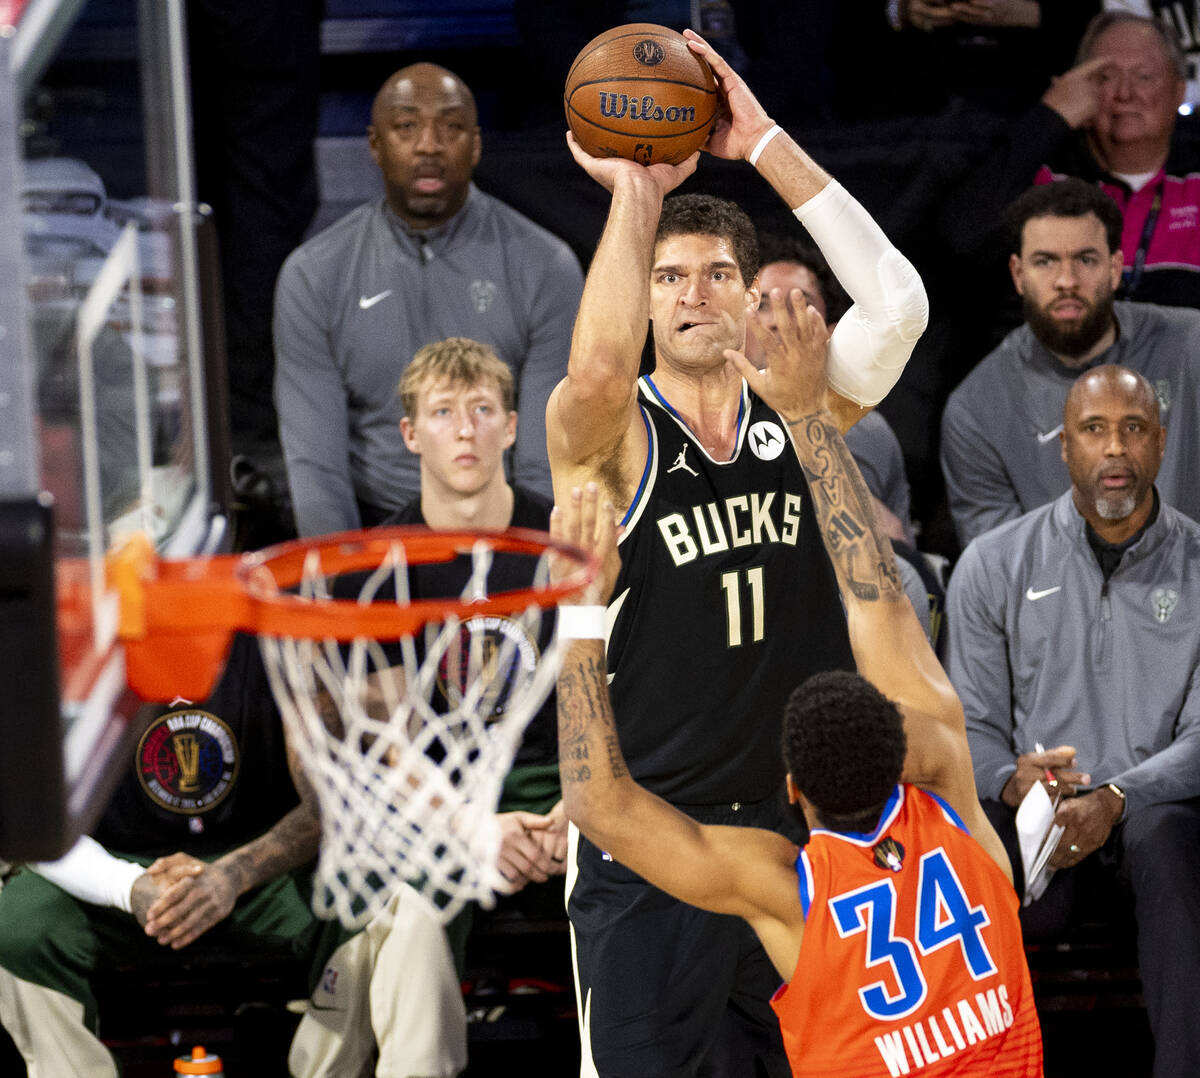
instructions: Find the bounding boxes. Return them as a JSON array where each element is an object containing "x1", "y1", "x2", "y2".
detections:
[{"x1": 174, "y1": 1045, "x2": 224, "y2": 1076}]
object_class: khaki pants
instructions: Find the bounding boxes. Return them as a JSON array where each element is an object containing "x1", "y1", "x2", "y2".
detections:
[
  {"x1": 288, "y1": 885, "x2": 467, "y2": 1078},
  {"x1": 0, "y1": 967, "x2": 118, "y2": 1078}
]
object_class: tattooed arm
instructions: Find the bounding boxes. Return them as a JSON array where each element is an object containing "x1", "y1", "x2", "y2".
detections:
[
  {"x1": 728, "y1": 293, "x2": 1011, "y2": 877},
  {"x1": 138, "y1": 726, "x2": 321, "y2": 950},
  {"x1": 551, "y1": 488, "x2": 804, "y2": 968}
]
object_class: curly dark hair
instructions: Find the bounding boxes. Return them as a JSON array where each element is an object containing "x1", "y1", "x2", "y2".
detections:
[
  {"x1": 656, "y1": 194, "x2": 760, "y2": 284},
  {"x1": 782, "y1": 670, "x2": 907, "y2": 833},
  {"x1": 1006, "y1": 178, "x2": 1123, "y2": 257},
  {"x1": 756, "y1": 231, "x2": 851, "y2": 324}
]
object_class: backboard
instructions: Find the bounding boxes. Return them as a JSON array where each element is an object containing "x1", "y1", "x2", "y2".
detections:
[{"x1": 0, "y1": 0, "x2": 227, "y2": 860}]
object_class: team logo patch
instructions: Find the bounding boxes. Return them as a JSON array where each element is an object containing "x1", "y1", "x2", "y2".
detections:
[
  {"x1": 1154, "y1": 379, "x2": 1172, "y2": 417},
  {"x1": 436, "y1": 615, "x2": 540, "y2": 716},
  {"x1": 632, "y1": 39, "x2": 665, "y2": 66},
  {"x1": 1151, "y1": 587, "x2": 1179, "y2": 624},
  {"x1": 873, "y1": 836, "x2": 905, "y2": 872},
  {"x1": 137, "y1": 708, "x2": 239, "y2": 814},
  {"x1": 469, "y1": 279, "x2": 497, "y2": 314},
  {"x1": 748, "y1": 420, "x2": 786, "y2": 461}
]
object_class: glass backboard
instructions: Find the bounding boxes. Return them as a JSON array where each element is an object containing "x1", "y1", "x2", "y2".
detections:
[{"x1": 0, "y1": 0, "x2": 227, "y2": 860}]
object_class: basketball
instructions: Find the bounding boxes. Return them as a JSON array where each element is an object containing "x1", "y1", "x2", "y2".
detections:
[{"x1": 564, "y1": 23, "x2": 718, "y2": 166}]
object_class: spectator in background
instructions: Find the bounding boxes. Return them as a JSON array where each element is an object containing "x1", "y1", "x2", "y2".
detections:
[
  {"x1": 939, "y1": 10, "x2": 1200, "y2": 335},
  {"x1": 0, "y1": 635, "x2": 332, "y2": 1078},
  {"x1": 1103, "y1": 1, "x2": 1200, "y2": 107},
  {"x1": 941, "y1": 178, "x2": 1200, "y2": 547},
  {"x1": 945, "y1": 364, "x2": 1200, "y2": 1078},
  {"x1": 274, "y1": 63, "x2": 583, "y2": 537},
  {"x1": 877, "y1": 1, "x2": 1099, "y2": 116},
  {"x1": 288, "y1": 339, "x2": 566, "y2": 1078}
]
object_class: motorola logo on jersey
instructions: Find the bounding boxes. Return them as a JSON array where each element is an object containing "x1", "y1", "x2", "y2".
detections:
[
  {"x1": 137, "y1": 708, "x2": 240, "y2": 814},
  {"x1": 748, "y1": 420, "x2": 786, "y2": 461}
]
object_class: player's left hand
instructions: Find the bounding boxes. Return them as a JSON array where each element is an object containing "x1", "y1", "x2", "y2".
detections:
[
  {"x1": 143, "y1": 855, "x2": 237, "y2": 949},
  {"x1": 725, "y1": 288, "x2": 830, "y2": 422},
  {"x1": 682, "y1": 29, "x2": 774, "y2": 162},
  {"x1": 1048, "y1": 790, "x2": 1122, "y2": 869}
]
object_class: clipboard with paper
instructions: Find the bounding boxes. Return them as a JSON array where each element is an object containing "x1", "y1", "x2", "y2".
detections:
[{"x1": 1016, "y1": 780, "x2": 1064, "y2": 904}]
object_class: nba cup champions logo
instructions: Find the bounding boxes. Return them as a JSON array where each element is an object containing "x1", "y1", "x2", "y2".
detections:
[{"x1": 137, "y1": 708, "x2": 240, "y2": 813}]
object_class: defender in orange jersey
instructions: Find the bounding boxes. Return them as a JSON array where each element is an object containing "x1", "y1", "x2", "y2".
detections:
[{"x1": 551, "y1": 290, "x2": 1043, "y2": 1077}]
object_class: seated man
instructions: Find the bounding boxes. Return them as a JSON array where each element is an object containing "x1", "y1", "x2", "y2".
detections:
[
  {"x1": 0, "y1": 633, "x2": 331, "y2": 1078},
  {"x1": 274, "y1": 62, "x2": 583, "y2": 536},
  {"x1": 941, "y1": 177, "x2": 1200, "y2": 547},
  {"x1": 288, "y1": 337, "x2": 566, "y2": 1078},
  {"x1": 946, "y1": 363, "x2": 1200, "y2": 1078},
  {"x1": 550, "y1": 293, "x2": 1042, "y2": 1077}
]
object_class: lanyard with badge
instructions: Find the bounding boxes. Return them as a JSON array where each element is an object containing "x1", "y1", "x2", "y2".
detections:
[{"x1": 1119, "y1": 179, "x2": 1164, "y2": 299}]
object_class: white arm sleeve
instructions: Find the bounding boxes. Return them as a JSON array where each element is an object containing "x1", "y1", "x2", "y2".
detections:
[
  {"x1": 794, "y1": 180, "x2": 929, "y2": 407},
  {"x1": 30, "y1": 835, "x2": 144, "y2": 913}
]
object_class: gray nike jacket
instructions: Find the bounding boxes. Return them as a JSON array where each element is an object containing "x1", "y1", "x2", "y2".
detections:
[
  {"x1": 940, "y1": 300, "x2": 1200, "y2": 547},
  {"x1": 946, "y1": 489, "x2": 1200, "y2": 816}
]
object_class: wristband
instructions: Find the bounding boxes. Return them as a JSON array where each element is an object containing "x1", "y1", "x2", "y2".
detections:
[
  {"x1": 748, "y1": 124, "x2": 782, "y2": 168},
  {"x1": 557, "y1": 605, "x2": 607, "y2": 640}
]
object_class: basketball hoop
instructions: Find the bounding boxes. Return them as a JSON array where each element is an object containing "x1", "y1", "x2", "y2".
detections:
[{"x1": 97, "y1": 526, "x2": 596, "y2": 927}]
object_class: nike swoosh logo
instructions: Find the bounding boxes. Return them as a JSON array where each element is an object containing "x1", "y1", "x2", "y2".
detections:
[
  {"x1": 1037, "y1": 425, "x2": 1063, "y2": 444},
  {"x1": 358, "y1": 290, "x2": 393, "y2": 309},
  {"x1": 1026, "y1": 585, "x2": 1062, "y2": 601}
]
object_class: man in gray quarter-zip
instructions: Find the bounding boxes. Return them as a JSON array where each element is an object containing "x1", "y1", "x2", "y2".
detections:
[
  {"x1": 940, "y1": 177, "x2": 1200, "y2": 549},
  {"x1": 274, "y1": 63, "x2": 583, "y2": 537},
  {"x1": 946, "y1": 364, "x2": 1200, "y2": 1078}
]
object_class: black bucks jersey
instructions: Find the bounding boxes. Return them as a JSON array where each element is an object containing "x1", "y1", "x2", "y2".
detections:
[{"x1": 607, "y1": 377, "x2": 854, "y2": 804}]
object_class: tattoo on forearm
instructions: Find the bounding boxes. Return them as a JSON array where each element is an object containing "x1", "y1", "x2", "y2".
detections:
[
  {"x1": 795, "y1": 412, "x2": 902, "y2": 602},
  {"x1": 218, "y1": 803, "x2": 321, "y2": 897},
  {"x1": 557, "y1": 652, "x2": 628, "y2": 787}
]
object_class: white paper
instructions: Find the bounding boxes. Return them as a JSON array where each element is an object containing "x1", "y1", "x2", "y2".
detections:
[{"x1": 1015, "y1": 780, "x2": 1064, "y2": 905}]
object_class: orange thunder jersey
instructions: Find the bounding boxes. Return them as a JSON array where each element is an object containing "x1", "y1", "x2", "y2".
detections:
[{"x1": 771, "y1": 784, "x2": 1043, "y2": 1077}]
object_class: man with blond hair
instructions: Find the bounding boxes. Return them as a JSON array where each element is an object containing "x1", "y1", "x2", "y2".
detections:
[{"x1": 288, "y1": 338, "x2": 565, "y2": 1078}]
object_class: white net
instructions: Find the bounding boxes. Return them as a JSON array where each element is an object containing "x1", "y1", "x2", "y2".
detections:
[{"x1": 256, "y1": 535, "x2": 564, "y2": 928}]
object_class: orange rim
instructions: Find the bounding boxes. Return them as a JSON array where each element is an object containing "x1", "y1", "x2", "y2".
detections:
[{"x1": 108, "y1": 526, "x2": 597, "y2": 703}]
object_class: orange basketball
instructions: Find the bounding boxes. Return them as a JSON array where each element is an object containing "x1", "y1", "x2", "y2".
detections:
[{"x1": 564, "y1": 23, "x2": 717, "y2": 166}]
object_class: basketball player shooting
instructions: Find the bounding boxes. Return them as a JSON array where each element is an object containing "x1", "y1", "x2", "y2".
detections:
[
  {"x1": 550, "y1": 294, "x2": 1044, "y2": 1077},
  {"x1": 548, "y1": 27, "x2": 930, "y2": 1075}
]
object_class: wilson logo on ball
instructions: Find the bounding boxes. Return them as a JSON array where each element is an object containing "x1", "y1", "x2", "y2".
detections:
[
  {"x1": 632, "y1": 39, "x2": 665, "y2": 66},
  {"x1": 598, "y1": 93, "x2": 696, "y2": 124},
  {"x1": 564, "y1": 23, "x2": 717, "y2": 165}
]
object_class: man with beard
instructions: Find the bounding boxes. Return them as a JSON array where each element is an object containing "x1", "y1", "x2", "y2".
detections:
[
  {"x1": 940, "y1": 177, "x2": 1200, "y2": 548},
  {"x1": 944, "y1": 363, "x2": 1200, "y2": 1078},
  {"x1": 275, "y1": 63, "x2": 583, "y2": 537}
]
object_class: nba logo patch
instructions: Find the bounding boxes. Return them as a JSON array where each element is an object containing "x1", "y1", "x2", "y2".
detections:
[{"x1": 321, "y1": 967, "x2": 339, "y2": 995}]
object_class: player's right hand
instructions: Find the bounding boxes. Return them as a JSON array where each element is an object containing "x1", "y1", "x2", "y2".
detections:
[{"x1": 565, "y1": 131, "x2": 697, "y2": 196}]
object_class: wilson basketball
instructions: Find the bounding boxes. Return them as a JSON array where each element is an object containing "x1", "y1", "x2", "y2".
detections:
[{"x1": 564, "y1": 23, "x2": 717, "y2": 166}]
